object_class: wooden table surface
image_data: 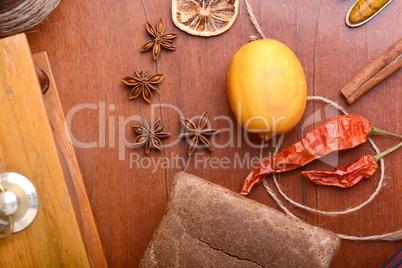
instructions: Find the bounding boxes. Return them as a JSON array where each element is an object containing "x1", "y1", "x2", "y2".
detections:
[{"x1": 26, "y1": 0, "x2": 401, "y2": 267}]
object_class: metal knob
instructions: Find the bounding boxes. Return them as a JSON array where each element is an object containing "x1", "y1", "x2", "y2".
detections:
[
  {"x1": 0, "y1": 190, "x2": 19, "y2": 216},
  {"x1": 0, "y1": 172, "x2": 38, "y2": 238}
]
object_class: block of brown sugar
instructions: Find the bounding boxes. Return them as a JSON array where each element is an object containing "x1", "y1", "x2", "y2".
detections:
[{"x1": 140, "y1": 172, "x2": 341, "y2": 267}]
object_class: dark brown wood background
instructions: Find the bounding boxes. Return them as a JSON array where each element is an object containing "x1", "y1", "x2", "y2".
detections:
[{"x1": 26, "y1": 0, "x2": 401, "y2": 267}]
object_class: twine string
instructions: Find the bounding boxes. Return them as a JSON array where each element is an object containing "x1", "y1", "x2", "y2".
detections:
[
  {"x1": 272, "y1": 97, "x2": 385, "y2": 216},
  {"x1": 0, "y1": 0, "x2": 60, "y2": 37},
  {"x1": 259, "y1": 97, "x2": 401, "y2": 241},
  {"x1": 244, "y1": 0, "x2": 267, "y2": 39},
  {"x1": 245, "y1": 0, "x2": 402, "y2": 241}
]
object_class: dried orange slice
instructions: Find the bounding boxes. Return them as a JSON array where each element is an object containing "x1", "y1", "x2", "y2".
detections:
[{"x1": 172, "y1": 0, "x2": 239, "y2": 37}]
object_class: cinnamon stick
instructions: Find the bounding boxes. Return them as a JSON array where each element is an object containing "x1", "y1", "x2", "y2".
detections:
[{"x1": 341, "y1": 38, "x2": 402, "y2": 104}]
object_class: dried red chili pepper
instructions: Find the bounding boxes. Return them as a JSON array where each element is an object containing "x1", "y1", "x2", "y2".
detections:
[
  {"x1": 240, "y1": 115, "x2": 402, "y2": 196},
  {"x1": 302, "y1": 156, "x2": 376, "y2": 188},
  {"x1": 302, "y1": 141, "x2": 402, "y2": 188}
]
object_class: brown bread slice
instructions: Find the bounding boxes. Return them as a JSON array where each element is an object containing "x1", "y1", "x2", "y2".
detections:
[{"x1": 140, "y1": 172, "x2": 341, "y2": 267}]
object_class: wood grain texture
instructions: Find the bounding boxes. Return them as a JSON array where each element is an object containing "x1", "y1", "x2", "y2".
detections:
[
  {"x1": 32, "y1": 52, "x2": 108, "y2": 268},
  {"x1": 0, "y1": 34, "x2": 90, "y2": 267},
  {"x1": 26, "y1": 0, "x2": 401, "y2": 267}
]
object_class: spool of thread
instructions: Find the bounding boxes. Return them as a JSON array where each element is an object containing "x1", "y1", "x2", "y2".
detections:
[{"x1": 0, "y1": 0, "x2": 60, "y2": 37}]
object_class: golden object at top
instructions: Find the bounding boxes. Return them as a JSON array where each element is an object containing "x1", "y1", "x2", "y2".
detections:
[{"x1": 346, "y1": 0, "x2": 393, "y2": 27}]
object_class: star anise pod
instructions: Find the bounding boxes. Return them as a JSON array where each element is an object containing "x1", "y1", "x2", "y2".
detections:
[
  {"x1": 180, "y1": 111, "x2": 220, "y2": 156},
  {"x1": 140, "y1": 17, "x2": 178, "y2": 60},
  {"x1": 122, "y1": 70, "x2": 164, "y2": 103},
  {"x1": 132, "y1": 117, "x2": 171, "y2": 154}
]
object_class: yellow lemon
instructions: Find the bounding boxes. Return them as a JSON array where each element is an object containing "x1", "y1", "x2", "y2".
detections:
[{"x1": 227, "y1": 39, "x2": 307, "y2": 140}]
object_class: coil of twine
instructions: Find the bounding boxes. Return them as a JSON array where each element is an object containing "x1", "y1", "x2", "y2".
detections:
[
  {"x1": 244, "y1": 0, "x2": 402, "y2": 241},
  {"x1": 0, "y1": 0, "x2": 60, "y2": 37}
]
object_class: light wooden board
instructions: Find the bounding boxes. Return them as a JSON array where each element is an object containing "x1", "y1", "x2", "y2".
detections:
[{"x1": 0, "y1": 34, "x2": 90, "y2": 267}]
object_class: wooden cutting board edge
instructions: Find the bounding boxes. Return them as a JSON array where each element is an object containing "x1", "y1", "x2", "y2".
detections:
[{"x1": 33, "y1": 51, "x2": 108, "y2": 268}]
